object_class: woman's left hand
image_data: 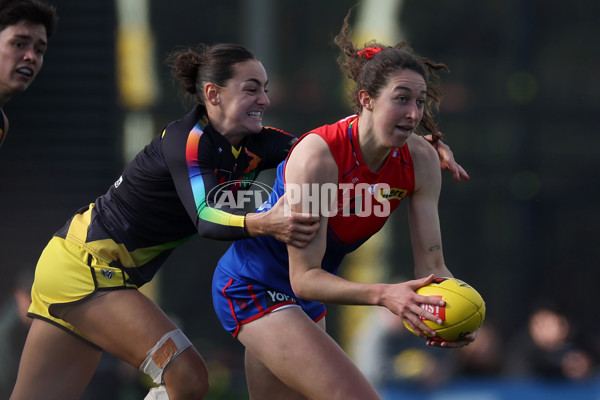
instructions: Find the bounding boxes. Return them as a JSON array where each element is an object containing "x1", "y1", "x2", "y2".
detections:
[
  {"x1": 424, "y1": 131, "x2": 470, "y2": 182},
  {"x1": 425, "y1": 329, "x2": 478, "y2": 348}
]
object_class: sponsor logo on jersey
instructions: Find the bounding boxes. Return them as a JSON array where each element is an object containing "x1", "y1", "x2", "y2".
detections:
[
  {"x1": 376, "y1": 187, "x2": 408, "y2": 201},
  {"x1": 265, "y1": 290, "x2": 297, "y2": 308}
]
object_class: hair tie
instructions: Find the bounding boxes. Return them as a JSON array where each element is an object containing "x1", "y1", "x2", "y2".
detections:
[{"x1": 357, "y1": 47, "x2": 383, "y2": 59}]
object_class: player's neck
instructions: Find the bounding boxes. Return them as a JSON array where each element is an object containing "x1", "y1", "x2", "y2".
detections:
[{"x1": 357, "y1": 118, "x2": 390, "y2": 172}]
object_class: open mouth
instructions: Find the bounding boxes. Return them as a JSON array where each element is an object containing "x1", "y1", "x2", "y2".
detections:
[
  {"x1": 248, "y1": 111, "x2": 262, "y2": 120},
  {"x1": 16, "y1": 67, "x2": 34, "y2": 77}
]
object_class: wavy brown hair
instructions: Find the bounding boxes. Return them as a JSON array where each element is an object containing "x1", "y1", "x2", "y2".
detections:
[{"x1": 334, "y1": 10, "x2": 449, "y2": 136}]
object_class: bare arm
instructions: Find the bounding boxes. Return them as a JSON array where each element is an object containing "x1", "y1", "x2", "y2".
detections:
[
  {"x1": 408, "y1": 135, "x2": 476, "y2": 347},
  {"x1": 407, "y1": 134, "x2": 453, "y2": 279},
  {"x1": 285, "y1": 134, "x2": 445, "y2": 338}
]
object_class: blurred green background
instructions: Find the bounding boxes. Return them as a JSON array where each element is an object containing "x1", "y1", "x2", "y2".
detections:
[{"x1": 0, "y1": 0, "x2": 599, "y2": 398}]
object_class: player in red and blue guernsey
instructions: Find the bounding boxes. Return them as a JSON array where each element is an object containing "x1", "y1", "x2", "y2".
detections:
[
  {"x1": 213, "y1": 114, "x2": 418, "y2": 335},
  {"x1": 212, "y1": 11, "x2": 477, "y2": 400}
]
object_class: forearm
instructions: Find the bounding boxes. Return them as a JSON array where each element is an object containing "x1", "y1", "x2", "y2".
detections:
[
  {"x1": 194, "y1": 206, "x2": 249, "y2": 240},
  {"x1": 244, "y1": 212, "x2": 265, "y2": 237},
  {"x1": 290, "y1": 265, "x2": 387, "y2": 306},
  {"x1": 411, "y1": 238, "x2": 453, "y2": 279},
  {"x1": 414, "y1": 262, "x2": 453, "y2": 280}
]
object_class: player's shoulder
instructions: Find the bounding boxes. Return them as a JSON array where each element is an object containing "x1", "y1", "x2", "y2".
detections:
[
  {"x1": 407, "y1": 133, "x2": 438, "y2": 161},
  {"x1": 295, "y1": 132, "x2": 331, "y2": 153},
  {"x1": 262, "y1": 125, "x2": 294, "y2": 137},
  {"x1": 407, "y1": 133, "x2": 441, "y2": 190},
  {"x1": 287, "y1": 132, "x2": 336, "y2": 177}
]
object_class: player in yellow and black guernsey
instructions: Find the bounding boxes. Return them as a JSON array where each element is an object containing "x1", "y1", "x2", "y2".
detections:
[{"x1": 54, "y1": 104, "x2": 297, "y2": 287}]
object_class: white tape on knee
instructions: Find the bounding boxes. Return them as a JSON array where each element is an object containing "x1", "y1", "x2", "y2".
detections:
[
  {"x1": 140, "y1": 329, "x2": 192, "y2": 384},
  {"x1": 144, "y1": 385, "x2": 169, "y2": 400}
]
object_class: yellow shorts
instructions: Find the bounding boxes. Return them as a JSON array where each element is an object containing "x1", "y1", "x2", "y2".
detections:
[{"x1": 29, "y1": 236, "x2": 137, "y2": 346}]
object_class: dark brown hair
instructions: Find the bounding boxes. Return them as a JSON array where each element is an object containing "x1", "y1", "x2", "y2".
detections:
[
  {"x1": 334, "y1": 10, "x2": 449, "y2": 136},
  {"x1": 165, "y1": 43, "x2": 257, "y2": 109},
  {"x1": 0, "y1": 0, "x2": 57, "y2": 38}
]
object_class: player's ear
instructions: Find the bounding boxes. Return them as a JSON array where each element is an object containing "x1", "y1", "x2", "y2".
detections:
[
  {"x1": 205, "y1": 83, "x2": 220, "y2": 106},
  {"x1": 358, "y1": 90, "x2": 372, "y2": 111}
]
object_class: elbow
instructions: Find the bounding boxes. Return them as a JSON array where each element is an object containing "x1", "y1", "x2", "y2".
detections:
[{"x1": 290, "y1": 273, "x2": 311, "y2": 300}]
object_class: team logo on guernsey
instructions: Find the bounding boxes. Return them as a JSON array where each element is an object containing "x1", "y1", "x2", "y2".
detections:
[
  {"x1": 266, "y1": 290, "x2": 297, "y2": 308},
  {"x1": 101, "y1": 269, "x2": 114, "y2": 279}
]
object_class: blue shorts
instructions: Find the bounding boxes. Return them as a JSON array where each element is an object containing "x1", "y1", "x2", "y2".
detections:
[{"x1": 212, "y1": 266, "x2": 327, "y2": 337}]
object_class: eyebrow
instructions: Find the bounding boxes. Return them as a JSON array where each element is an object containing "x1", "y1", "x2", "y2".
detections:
[
  {"x1": 244, "y1": 78, "x2": 268, "y2": 86},
  {"x1": 14, "y1": 34, "x2": 47, "y2": 47},
  {"x1": 394, "y1": 85, "x2": 426, "y2": 95}
]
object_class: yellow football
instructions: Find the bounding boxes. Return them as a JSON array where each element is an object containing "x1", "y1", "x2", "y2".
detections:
[{"x1": 403, "y1": 277, "x2": 485, "y2": 341}]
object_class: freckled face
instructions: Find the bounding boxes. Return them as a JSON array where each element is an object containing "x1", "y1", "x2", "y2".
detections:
[
  {"x1": 0, "y1": 21, "x2": 48, "y2": 101},
  {"x1": 371, "y1": 69, "x2": 426, "y2": 148},
  {"x1": 213, "y1": 59, "x2": 270, "y2": 138}
]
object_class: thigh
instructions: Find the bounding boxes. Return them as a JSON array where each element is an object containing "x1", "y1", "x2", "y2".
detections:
[
  {"x1": 244, "y1": 316, "x2": 328, "y2": 400},
  {"x1": 10, "y1": 319, "x2": 102, "y2": 400},
  {"x1": 65, "y1": 289, "x2": 209, "y2": 399},
  {"x1": 62, "y1": 289, "x2": 178, "y2": 368},
  {"x1": 238, "y1": 307, "x2": 380, "y2": 400},
  {"x1": 245, "y1": 349, "x2": 307, "y2": 400}
]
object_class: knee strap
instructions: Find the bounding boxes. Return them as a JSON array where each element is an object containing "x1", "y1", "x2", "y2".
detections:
[
  {"x1": 144, "y1": 385, "x2": 169, "y2": 400},
  {"x1": 140, "y1": 329, "x2": 192, "y2": 384}
]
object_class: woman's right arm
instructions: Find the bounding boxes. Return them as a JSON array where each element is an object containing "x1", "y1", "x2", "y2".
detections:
[{"x1": 284, "y1": 134, "x2": 444, "y2": 338}]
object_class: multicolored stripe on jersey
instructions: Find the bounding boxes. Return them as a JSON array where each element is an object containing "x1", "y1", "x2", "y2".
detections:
[{"x1": 186, "y1": 122, "x2": 245, "y2": 229}]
